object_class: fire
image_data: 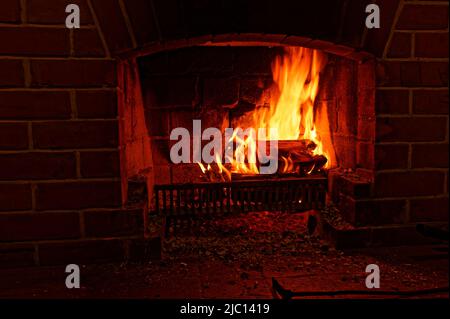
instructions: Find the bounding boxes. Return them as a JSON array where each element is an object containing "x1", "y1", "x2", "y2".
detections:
[{"x1": 198, "y1": 47, "x2": 336, "y2": 180}]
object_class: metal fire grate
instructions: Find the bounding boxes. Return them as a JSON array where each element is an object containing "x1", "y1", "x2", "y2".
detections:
[{"x1": 154, "y1": 176, "x2": 327, "y2": 236}]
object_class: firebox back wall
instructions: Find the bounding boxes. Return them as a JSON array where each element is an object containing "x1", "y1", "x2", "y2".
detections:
[{"x1": 138, "y1": 46, "x2": 361, "y2": 185}]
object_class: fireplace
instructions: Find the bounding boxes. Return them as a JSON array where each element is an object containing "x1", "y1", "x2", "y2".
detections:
[
  {"x1": 117, "y1": 40, "x2": 377, "y2": 238},
  {"x1": 1, "y1": 0, "x2": 448, "y2": 268},
  {"x1": 137, "y1": 44, "x2": 370, "y2": 179}
]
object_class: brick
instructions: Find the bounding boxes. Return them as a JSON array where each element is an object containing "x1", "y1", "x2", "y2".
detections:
[
  {"x1": 412, "y1": 143, "x2": 449, "y2": 168},
  {"x1": 371, "y1": 225, "x2": 436, "y2": 246},
  {"x1": 170, "y1": 109, "x2": 195, "y2": 134},
  {"x1": 234, "y1": 47, "x2": 279, "y2": 75},
  {"x1": 33, "y1": 120, "x2": 118, "y2": 149},
  {"x1": 357, "y1": 117, "x2": 375, "y2": 141},
  {"x1": 0, "y1": 59, "x2": 24, "y2": 87},
  {"x1": 126, "y1": 178, "x2": 147, "y2": 204},
  {"x1": 413, "y1": 90, "x2": 448, "y2": 115},
  {"x1": 397, "y1": 5, "x2": 448, "y2": 30},
  {"x1": 38, "y1": 239, "x2": 124, "y2": 266},
  {"x1": 76, "y1": 90, "x2": 117, "y2": 118},
  {"x1": 375, "y1": 144, "x2": 409, "y2": 169},
  {"x1": 376, "y1": 90, "x2": 409, "y2": 114},
  {"x1": 415, "y1": 33, "x2": 449, "y2": 58},
  {"x1": 145, "y1": 109, "x2": 170, "y2": 136},
  {"x1": 30, "y1": 60, "x2": 116, "y2": 87},
  {"x1": 324, "y1": 226, "x2": 372, "y2": 250},
  {"x1": 356, "y1": 141, "x2": 374, "y2": 170},
  {"x1": 167, "y1": 47, "x2": 234, "y2": 75},
  {"x1": 73, "y1": 29, "x2": 105, "y2": 57},
  {"x1": 357, "y1": 59, "x2": 376, "y2": 90},
  {"x1": 376, "y1": 117, "x2": 447, "y2": 142},
  {"x1": 329, "y1": 171, "x2": 346, "y2": 201},
  {"x1": 153, "y1": 165, "x2": 170, "y2": 184},
  {"x1": 332, "y1": 135, "x2": 357, "y2": 168},
  {"x1": 199, "y1": 105, "x2": 230, "y2": 131},
  {"x1": 35, "y1": 181, "x2": 121, "y2": 210},
  {"x1": 375, "y1": 171, "x2": 445, "y2": 197},
  {"x1": 387, "y1": 32, "x2": 411, "y2": 58},
  {"x1": 378, "y1": 61, "x2": 448, "y2": 87},
  {"x1": 90, "y1": 0, "x2": 132, "y2": 53},
  {"x1": 0, "y1": 243, "x2": 35, "y2": 268},
  {"x1": 150, "y1": 139, "x2": 171, "y2": 165},
  {"x1": 0, "y1": 183, "x2": 32, "y2": 211},
  {"x1": 0, "y1": 123, "x2": 28, "y2": 150},
  {"x1": 410, "y1": 197, "x2": 449, "y2": 222},
  {"x1": 363, "y1": 0, "x2": 401, "y2": 57},
  {"x1": 357, "y1": 88, "x2": 375, "y2": 117},
  {"x1": 123, "y1": 138, "x2": 153, "y2": 178},
  {"x1": 0, "y1": 0, "x2": 20, "y2": 22},
  {"x1": 339, "y1": 195, "x2": 407, "y2": 226},
  {"x1": 239, "y1": 78, "x2": 266, "y2": 105},
  {"x1": 80, "y1": 151, "x2": 120, "y2": 178},
  {"x1": 0, "y1": 152, "x2": 76, "y2": 180},
  {"x1": 203, "y1": 77, "x2": 240, "y2": 107},
  {"x1": 123, "y1": 0, "x2": 159, "y2": 45},
  {"x1": 141, "y1": 77, "x2": 197, "y2": 107},
  {"x1": 0, "y1": 91, "x2": 71, "y2": 119},
  {"x1": 337, "y1": 175, "x2": 372, "y2": 199},
  {"x1": 84, "y1": 209, "x2": 143, "y2": 237},
  {"x1": 0, "y1": 212, "x2": 80, "y2": 242},
  {"x1": 27, "y1": 0, "x2": 93, "y2": 24},
  {"x1": 0, "y1": 27, "x2": 69, "y2": 56}
]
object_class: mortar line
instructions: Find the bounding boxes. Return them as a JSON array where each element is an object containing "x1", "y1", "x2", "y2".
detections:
[
  {"x1": 86, "y1": 0, "x2": 111, "y2": 58},
  {"x1": 0, "y1": 23, "x2": 95, "y2": 29},
  {"x1": 75, "y1": 151, "x2": 81, "y2": 178},
  {"x1": 382, "y1": 0, "x2": 405, "y2": 59},
  {"x1": 22, "y1": 59, "x2": 31, "y2": 87},
  {"x1": 19, "y1": 0, "x2": 27, "y2": 23},
  {"x1": 27, "y1": 122, "x2": 33, "y2": 150},
  {"x1": 69, "y1": 29, "x2": 75, "y2": 56},
  {"x1": 118, "y1": 0, "x2": 137, "y2": 49},
  {"x1": 69, "y1": 90, "x2": 78, "y2": 119}
]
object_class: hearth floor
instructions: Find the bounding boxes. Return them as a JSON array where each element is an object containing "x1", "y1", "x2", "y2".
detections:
[{"x1": 0, "y1": 211, "x2": 448, "y2": 299}]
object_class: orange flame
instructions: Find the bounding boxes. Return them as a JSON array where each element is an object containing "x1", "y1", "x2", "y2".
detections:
[{"x1": 198, "y1": 47, "x2": 336, "y2": 179}]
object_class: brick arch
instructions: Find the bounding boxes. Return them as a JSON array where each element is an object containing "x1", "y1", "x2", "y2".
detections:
[
  {"x1": 117, "y1": 32, "x2": 378, "y2": 209},
  {"x1": 89, "y1": 0, "x2": 401, "y2": 59},
  {"x1": 118, "y1": 33, "x2": 374, "y2": 62}
]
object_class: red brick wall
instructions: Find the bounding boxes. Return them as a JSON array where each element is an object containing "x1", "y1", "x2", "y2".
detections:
[
  {"x1": 375, "y1": 0, "x2": 449, "y2": 224},
  {"x1": 0, "y1": 0, "x2": 158, "y2": 268},
  {"x1": 0, "y1": 0, "x2": 447, "y2": 266}
]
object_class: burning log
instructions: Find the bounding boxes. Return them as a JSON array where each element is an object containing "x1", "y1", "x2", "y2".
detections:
[
  {"x1": 229, "y1": 139, "x2": 328, "y2": 181},
  {"x1": 278, "y1": 155, "x2": 327, "y2": 176},
  {"x1": 198, "y1": 162, "x2": 231, "y2": 182},
  {"x1": 276, "y1": 140, "x2": 327, "y2": 176},
  {"x1": 277, "y1": 139, "x2": 317, "y2": 153},
  {"x1": 198, "y1": 138, "x2": 328, "y2": 182}
]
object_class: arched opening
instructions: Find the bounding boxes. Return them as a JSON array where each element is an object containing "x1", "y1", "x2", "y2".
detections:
[{"x1": 118, "y1": 34, "x2": 376, "y2": 236}]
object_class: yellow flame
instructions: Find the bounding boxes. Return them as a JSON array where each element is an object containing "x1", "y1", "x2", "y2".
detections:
[
  {"x1": 215, "y1": 152, "x2": 231, "y2": 180},
  {"x1": 197, "y1": 162, "x2": 208, "y2": 174},
  {"x1": 199, "y1": 46, "x2": 337, "y2": 179}
]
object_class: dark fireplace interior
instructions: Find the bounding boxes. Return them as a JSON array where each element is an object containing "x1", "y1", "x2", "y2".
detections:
[
  {"x1": 119, "y1": 43, "x2": 377, "y2": 236},
  {"x1": 138, "y1": 45, "x2": 367, "y2": 184}
]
